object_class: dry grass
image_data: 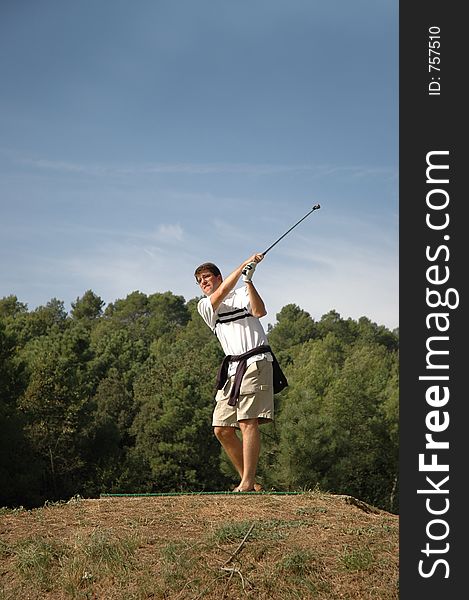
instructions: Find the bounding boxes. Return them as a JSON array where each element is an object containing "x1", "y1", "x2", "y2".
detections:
[{"x1": 0, "y1": 491, "x2": 398, "y2": 599}]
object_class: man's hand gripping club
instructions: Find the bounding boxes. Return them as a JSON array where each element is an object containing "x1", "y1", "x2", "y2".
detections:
[
  {"x1": 242, "y1": 253, "x2": 266, "y2": 317},
  {"x1": 242, "y1": 253, "x2": 264, "y2": 283},
  {"x1": 242, "y1": 261, "x2": 257, "y2": 282}
]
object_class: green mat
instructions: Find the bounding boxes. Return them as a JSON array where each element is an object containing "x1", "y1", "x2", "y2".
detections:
[{"x1": 100, "y1": 491, "x2": 306, "y2": 498}]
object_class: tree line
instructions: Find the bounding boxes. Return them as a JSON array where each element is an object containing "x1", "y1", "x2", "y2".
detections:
[{"x1": 0, "y1": 290, "x2": 399, "y2": 512}]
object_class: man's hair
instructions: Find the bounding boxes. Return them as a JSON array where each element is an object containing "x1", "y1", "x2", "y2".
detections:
[{"x1": 194, "y1": 262, "x2": 222, "y2": 281}]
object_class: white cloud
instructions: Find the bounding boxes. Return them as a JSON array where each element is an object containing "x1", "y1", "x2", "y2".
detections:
[
  {"x1": 256, "y1": 235, "x2": 398, "y2": 329},
  {"x1": 153, "y1": 223, "x2": 184, "y2": 242},
  {"x1": 1, "y1": 220, "x2": 398, "y2": 330},
  {"x1": 8, "y1": 151, "x2": 396, "y2": 181}
]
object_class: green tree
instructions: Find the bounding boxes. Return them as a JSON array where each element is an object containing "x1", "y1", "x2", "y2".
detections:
[
  {"x1": 71, "y1": 290, "x2": 105, "y2": 320},
  {"x1": 269, "y1": 320, "x2": 399, "y2": 512},
  {"x1": 90, "y1": 327, "x2": 148, "y2": 391},
  {"x1": 147, "y1": 291, "x2": 190, "y2": 338},
  {"x1": 81, "y1": 368, "x2": 137, "y2": 495},
  {"x1": 0, "y1": 297, "x2": 67, "y2": 347},
  {"x1": 356, "y1": 316, "x2": 399, "y2": 351},
  {"x1": 90, "y1": 291, "x2": 190, "y2": 383},
  {"x1": 100, "y1": 291, "x2": 151, "y2": 343},
  {"x1": 316, "y1": 310, "x2": 357, "y2": 344},
  {"x1": 320, "y1": 343, "x2": 398, "y2": 510},
  {"x1": 25, "y1": 299, "x2": 68, "y2": 344},
  {"x1": 0, "y1": 295, "x2": 28, "y2": 318},
  {"x1": 272, "y1": 334, "x2": 346, "y2": 490},
  {"x1": 17, "y1": 324, "x2": 96, "y2": 500},
  {"x1": 0, "y1": 320, "x2": 42, "y2": 506},
  {"x1": 267, "y1": 304, "x2": 317, "y2": 354},
  {"x1": 131, "y1": 302, "x2": 225, "y2": 492},
  {"x1": 0, "y1": 288, "x2": 399, "y2": 512}
]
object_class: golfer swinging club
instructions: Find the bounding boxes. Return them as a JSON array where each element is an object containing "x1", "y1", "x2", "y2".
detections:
[{"x1": 195, "y1": 253, "x2": 287, "y2": 492}]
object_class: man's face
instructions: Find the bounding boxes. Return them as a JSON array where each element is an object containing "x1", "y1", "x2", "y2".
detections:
[{"x1": 197, "y1": 271, "x2": 222, "y2": 296}]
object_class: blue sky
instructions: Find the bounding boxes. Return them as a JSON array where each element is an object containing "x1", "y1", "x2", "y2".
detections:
[{"x1": 0, "y1": 0, "x2": 398, "y2": 330}]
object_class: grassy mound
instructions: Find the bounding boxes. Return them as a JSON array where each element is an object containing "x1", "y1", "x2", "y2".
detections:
[{"x1": 0, "y1": 491, "x2": 398, "y2": 599}]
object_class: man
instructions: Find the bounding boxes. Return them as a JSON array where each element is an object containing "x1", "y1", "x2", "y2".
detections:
[{"x1": 195, "y1": 253, "x2": 286, "y2": 492}]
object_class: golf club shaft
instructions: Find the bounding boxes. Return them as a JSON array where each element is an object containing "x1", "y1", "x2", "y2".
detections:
[{"x1": 262, "y1": 204, "x2": 320, "y2": 256}]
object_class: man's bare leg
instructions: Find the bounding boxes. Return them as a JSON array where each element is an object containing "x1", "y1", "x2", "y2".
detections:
[
  {"x1": 235, "y1": 419, "x2": 261, "y2": 492},
  {"x1": 214, "y1": 424, "x2": 263, "y2": 491},
  {"x1": 214, "y1": 426, "x2": 244, "y2": 480}
]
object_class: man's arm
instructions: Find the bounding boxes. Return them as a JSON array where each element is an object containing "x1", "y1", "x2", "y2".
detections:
[
  {"x1": 210, "y1": 253, "x2": 264, "y2": 311},
  {"x1": 245, "y1": 280, "x2": 267, "y2": 317}
]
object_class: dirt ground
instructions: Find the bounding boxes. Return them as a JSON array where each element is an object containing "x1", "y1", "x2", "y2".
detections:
[{"x1": 0, "y1": 491, "x2": 399, "y2": 600}]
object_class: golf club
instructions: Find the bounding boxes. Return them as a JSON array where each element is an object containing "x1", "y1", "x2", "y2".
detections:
[{"x1": 262, "y1": 204, "x2": 320, "y2": 256}]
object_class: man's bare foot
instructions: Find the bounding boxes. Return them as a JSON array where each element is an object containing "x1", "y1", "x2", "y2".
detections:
[{"x1": 232, "y1": 482, "x2": 263, "y2": 493}]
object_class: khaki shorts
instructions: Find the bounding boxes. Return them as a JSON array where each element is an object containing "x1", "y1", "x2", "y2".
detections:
[{"x1": 212, "y1": 359, "x2": 274, "y2": 428}]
